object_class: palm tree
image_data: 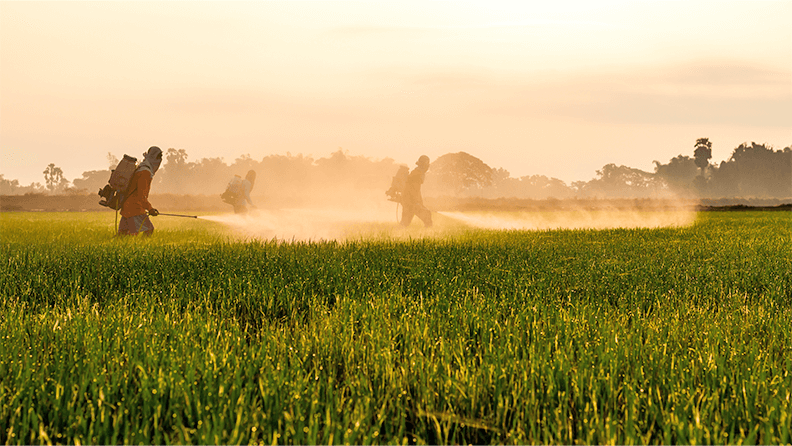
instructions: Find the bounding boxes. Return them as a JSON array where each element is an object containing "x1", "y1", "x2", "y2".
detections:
[
  {"x1": 43, "y1": 163, "x2": 64, "y2": 192},
  {"x1": 693, "y1": 138, "x2": 712, "y2": 176}
]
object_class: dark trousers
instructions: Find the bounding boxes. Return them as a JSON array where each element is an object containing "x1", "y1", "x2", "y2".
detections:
[
  {"x1": 118, "y1": 214, "x2": 154, "y2": 236},
  {"x1": 401, "y1": 203, "x2": 432, "y2": 227}
]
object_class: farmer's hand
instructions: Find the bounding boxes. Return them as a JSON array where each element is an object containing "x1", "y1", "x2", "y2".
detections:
[{"x1": 149, "y1": 208, "x2": 159, "y2": 217}]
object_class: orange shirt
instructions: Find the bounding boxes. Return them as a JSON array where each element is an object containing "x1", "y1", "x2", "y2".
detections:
[{"x1": 120, "y1": 170, "x2": 153, "y2": 218}]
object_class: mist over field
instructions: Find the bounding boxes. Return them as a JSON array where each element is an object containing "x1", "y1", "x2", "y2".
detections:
[
  {"x1": 439, "y1": 209, "x2": 697, "y2": 232},
  {"x1": 202, "y1": 207, "x2": 397, "y2": 242},
  {"x1": 197, "y1": 202, "x2": 699, "y2": 242}
]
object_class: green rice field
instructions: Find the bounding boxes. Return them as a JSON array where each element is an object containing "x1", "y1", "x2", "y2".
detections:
[{"x1": 1, "y1": 210, "x2": 791, "y2": 444}]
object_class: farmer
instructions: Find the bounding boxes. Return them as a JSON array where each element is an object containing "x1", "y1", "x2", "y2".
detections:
[
  {"x1": 400, "y1": 155, "x2": 433, "y2": 227},
  {"x1": 222, "y1": 170, "x2": 257, "y2": 214},
  {"x1": 118, "y1": 146, "x2": 162, "y2": 236}
]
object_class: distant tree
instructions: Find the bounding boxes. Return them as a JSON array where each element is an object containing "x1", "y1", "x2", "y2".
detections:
[
  {"x1": 0, "y1": 175, "x2": 46, "y2": 195},
  {"x1": 518, "y1": 175, "x2": 574, "y2": 199},
  {"x1": 575, "y1": 164, "x2": 663, "y2": 198},
  {"x1": 691, "y1": 138, "x2": 713, "y2": 195},
  {"x1": 43, "y1": 163, "x2": 67, "y2": 193},
  {"x1": 314, "y1": 148, "x2": 350, "y2": 182},
  {"x1": 491, "y1": 167, "x2": 511, "y2": 185},
  {"x1": 166, "y1": 148, "x2": 188, "y2": 167},
  {"x1": 480, "y1": 167, "x2": 574, "y2": 199},
  {"x1": 653, "y1": 155, "x2": 698, "y2": 195},
  {"x1": 693, "y1": 138, "x2": 712, "y2": 175},
  {"x1": 425, "y1": 152, "x2": 493, "y2": 196},
  {"x1": 158, "y1": 148, "x2": 193, "y2": 194},
  {"x1": 709, "y1": 142, "x2": 792, "y2": 198},
  {"x1": 261, "y1": 153, "x2": 314, "y2": 186},
  {"x1": 233, "y1": 154, "x2": 257, "y2": 175},
  {"x1": 0, "y1": 175, "x2": 20, "y2": 195},
  {"x1": 193, "y1": 157, "x2": 230, "y2": 194},
  {"x1": 72, "y1": 169, "x2": 111, "y2": 194},
  {"x1": 313, "y1": 148, "x2": 396, "y2": 192},
  {"x1": 483, "y1": 167, "x2": 519, "y2": 198},
  {"x1": 258, "y1": 153, "x2": 315, "y2": 205},
  {"x1": 709, "y1": 159, "x2": 740, "y2": 197}
]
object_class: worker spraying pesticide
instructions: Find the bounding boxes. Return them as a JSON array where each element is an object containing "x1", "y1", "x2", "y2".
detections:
[
  {"x1": 221, "y1": 170, "x2": 258, "y2": 214},
  {"x1": 98, "y1": 146, "x2": 199, "y2": 236},
  {"x1": 385, "y1": 155, "x2": 433, "y2": 228},
  {"x1": 116, "y1": 146, "x2": 162, "y2": 236}
]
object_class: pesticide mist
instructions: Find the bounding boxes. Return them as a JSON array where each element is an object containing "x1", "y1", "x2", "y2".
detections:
[
  {"x1": 185, "y1": 154, "x2": 699, "y2": 241},
  {"x1": 201, "y1": 205, "x2": 697, "y2": 242},
  {"x1": 438, "y1": 209, "x2": 697, "y2": 231},
  {"x1": 201, "y1": 207, "x2": 400, "y2": 241}
]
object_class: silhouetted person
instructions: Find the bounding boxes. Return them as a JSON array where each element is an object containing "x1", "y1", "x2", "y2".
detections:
[
  {"x1": 118, "y1": 146, "x2": 162, "y2": 236},
  {"x1": 401, "y1": 155, "x2": 432, "y2": 227},
  {"x1": 222, "y1": 170, "x2": 257, "y2": 214}
]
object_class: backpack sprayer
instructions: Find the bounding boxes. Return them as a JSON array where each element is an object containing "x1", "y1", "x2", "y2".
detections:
[
  {"x1": 98, "y1": 155, "x2": 138, "y2": 210},
  {"x1": 386, "y1": 166, "x2": 409, "y2": 223}
]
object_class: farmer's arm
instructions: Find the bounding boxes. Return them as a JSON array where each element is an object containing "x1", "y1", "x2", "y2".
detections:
[
  {"x1": 245, "y1": 182, "x2": 255, "y2": 206},
  {"x1": 140, "y1": 171, "x2": 153, "y2": 211}
]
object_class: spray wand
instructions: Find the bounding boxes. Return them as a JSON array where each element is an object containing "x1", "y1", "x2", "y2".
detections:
[{"x1": 153, "y1": 212, "x2": 199, "y2": 219}]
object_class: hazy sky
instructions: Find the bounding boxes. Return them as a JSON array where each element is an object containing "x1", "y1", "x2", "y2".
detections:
[{"x1": 1, "y1": 1, "x2": 790, "y2": 187}]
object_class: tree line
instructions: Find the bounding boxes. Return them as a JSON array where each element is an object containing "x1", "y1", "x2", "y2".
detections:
[{"x1": 1, "y1": 139, "x2": 790, "y2": 200}]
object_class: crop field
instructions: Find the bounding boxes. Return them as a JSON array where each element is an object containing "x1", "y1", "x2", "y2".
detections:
[{"x1": 1, "y1": 210, "x2": 791, "y2": 444}]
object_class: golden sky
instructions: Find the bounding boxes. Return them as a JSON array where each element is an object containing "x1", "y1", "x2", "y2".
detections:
[{"x1": 1, "y1": 1, "x2": 790, "y2": 186}]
